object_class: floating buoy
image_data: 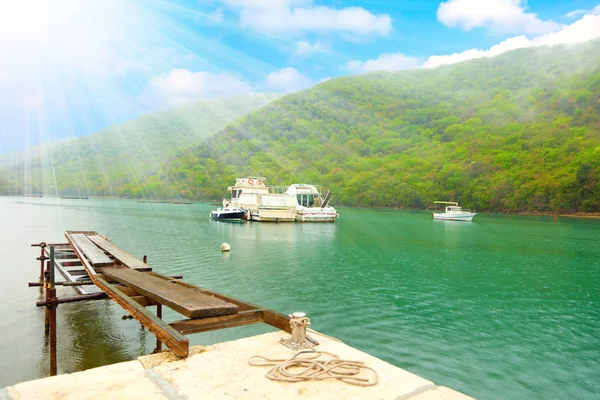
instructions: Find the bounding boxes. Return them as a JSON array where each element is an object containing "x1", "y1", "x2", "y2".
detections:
[{"x1": 220, "y1": 243, "x2": 231, "y2": 252}]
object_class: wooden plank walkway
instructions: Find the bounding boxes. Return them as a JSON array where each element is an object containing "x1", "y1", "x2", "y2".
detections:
[
  {"x1": 69, "y1": 234, "x2": 113, "y2": 267},
  {"x1": 87, "y1": 235, "x2": 147, "y2": 269},
  {"x1": 102, "y1": 267, "x2": 239, "y2": 319}
]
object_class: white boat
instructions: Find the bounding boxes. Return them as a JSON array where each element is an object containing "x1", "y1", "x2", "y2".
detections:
[
  {"x1": 285, "y1": 184, "x2": 338, "y2": 222},
  {"x1": 432, "y1": 201, "x2": 477, "y2": 222},
  {"x1": 224, "y1": 177, "x2": 296, "y2": 222}
]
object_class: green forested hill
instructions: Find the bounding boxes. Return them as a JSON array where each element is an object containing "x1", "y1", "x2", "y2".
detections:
[
  {"x1": 138, "y1": 40, "x2": 600, "y2": 213},
  {"x1": 0, "y1": 93, "x2": 281, "y2": 196}
]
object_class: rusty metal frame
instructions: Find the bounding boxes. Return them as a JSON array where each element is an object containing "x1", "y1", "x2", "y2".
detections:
[
  {"x1": 94, "y1": 277, "x2": 189, "y2": 357},
  {"x1": 33, "y1": 231, "x2": 293, "y2": 361}
]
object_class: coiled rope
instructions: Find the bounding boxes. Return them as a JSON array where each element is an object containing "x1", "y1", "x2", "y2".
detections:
[
  {"x1": 249, "y1": 317, "x2": 378, "y2": 387},
  {"x1": 249, "y1": 350, "x2": 378, "y2": 386}
]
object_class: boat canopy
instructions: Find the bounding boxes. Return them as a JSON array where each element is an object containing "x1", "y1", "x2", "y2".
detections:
[{"x1": 433, "y1": 201, "x2": 458, "y2": 205}]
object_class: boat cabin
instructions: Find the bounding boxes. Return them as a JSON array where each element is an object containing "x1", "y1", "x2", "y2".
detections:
[
  {"x1": 228, "y1": 177, "x2": 268, "y2": 196},
  {"x1": 285, "y1": 184, "x2": 323, "y2": 208}
]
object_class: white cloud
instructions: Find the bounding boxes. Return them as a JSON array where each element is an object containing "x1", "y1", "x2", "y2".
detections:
[
  {"x1": 533, "y1": 14, "x2": 600, "y2": 46},
  {"x1": 346, "y1": 12, "x2": 600, "y2": 72},
  {"x1": 294, "y1": 40, "x2": 326, "y2": 56},
  {"x1": 423, "y1": 35, "x2": 531, "y2": 68},
  {"x1": 222, "y1": 0, "x2": 392, "y2": 37},
  {"x1": 565, "y1": 9, "x2": 587, "y2": 19},
  {"x1": 437, "y1": 0, "x2": 562, "y2": 35},
  {"x1": 424, "y1": 14, "x2": 600, "y2": 68},
  {"x1": 346, "y1": 52, "x2": 423, "y2": 74},
  {"x1": 143, "y1": 68, "x2": 254, "y2": 109},
  {"x1": 264, "y1": 67, "x2": 315, "y2": 92}
]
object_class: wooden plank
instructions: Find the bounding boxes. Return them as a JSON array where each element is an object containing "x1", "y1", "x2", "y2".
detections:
[
  {"x1": 170, "y1": 310, "x2": 264, "y2": 335},
  {"x1": 102, "y1": 267, "x2": 239, "y2": 319},
  {"x1": 146, "y1": 273, "x2": 292, "y2": 332},
  {"x1": 148, "y1": 272, "x2": 292, "y2": 333},
  {"x1": 70, "y1": 234, "x2": 113, "y2": 267},
  {"x1": 94, "y1": 278, "x2": 189, "y2": 357},
  {"x1": 87, "y1": 235, "x2": 148, "y2": 269}
]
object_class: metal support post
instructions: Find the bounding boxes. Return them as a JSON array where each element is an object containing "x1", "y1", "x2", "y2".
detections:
[
  {"x1": 48, "y1": 246, "x2": 58, "y2": 376},
  {"x1": 153, "y1": 304, "x2": 163, "y2": 353}
]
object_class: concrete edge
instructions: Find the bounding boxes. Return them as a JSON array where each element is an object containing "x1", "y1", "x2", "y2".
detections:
[
  {"x1": 143, "y1": 368, "x2": 187, "y2": 400},
  {"x1": 395, "y1": 384, "x2": 438, "y2": 399}
]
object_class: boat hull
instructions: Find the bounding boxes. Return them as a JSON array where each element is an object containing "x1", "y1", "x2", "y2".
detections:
[
  {"x1": 296, "y1": 209, "x2": 338, "y2": 222},
  {"x1": 433, "y1": 212, "x2": 476, "y2": 222},
  {"x1": 250, "y1": 209, "x2": 296, "y2": 222},
  {"x1": 210, "y1": 210, "x2": 247, "y2": 220}
]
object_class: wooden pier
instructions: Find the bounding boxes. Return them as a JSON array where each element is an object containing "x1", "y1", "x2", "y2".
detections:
[{"x1": 31, "y1": 231, "x2": 293, "y2": 374}]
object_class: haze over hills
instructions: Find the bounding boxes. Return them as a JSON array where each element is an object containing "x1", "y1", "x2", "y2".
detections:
[
  {"x1": 136, "y1": 39, "x2": 600, "y2": 213},
  {"x1": 0, "y1": 93, "x2": 281, "y2": 196},
  {"x1": 2, "y1": 40, "x2": 599, "y2": 213}
]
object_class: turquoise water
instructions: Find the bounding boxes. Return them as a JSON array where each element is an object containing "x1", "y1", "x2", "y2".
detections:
[{"x1": 0, "y1": 197, "x2": 598, "y2": 399}]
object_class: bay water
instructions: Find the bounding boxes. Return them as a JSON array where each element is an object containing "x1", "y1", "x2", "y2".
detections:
[{"x1": 0, "y1": 197, "x2": 598, "y2": 399}]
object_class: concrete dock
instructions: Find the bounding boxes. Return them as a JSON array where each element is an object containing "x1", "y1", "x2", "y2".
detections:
[{"x1": 3, "y1": 330, "x2": 474, "y2": 400}]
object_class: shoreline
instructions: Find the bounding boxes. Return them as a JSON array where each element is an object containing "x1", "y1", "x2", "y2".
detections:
[
  {"x1": 3, "y1": 195, "x2": 599, "y2": 219},
  {"x1": 336, "y1": 204, "x2": 600, "y2": 219}
]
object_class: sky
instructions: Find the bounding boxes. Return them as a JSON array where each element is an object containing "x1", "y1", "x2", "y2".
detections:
[{"x1": 1, "y1": 0, "x2": 599, "y2": 152}]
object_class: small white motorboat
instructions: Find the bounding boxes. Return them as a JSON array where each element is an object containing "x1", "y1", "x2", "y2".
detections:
[{"x1": 432, "y1": 201, "x2": 477, "y2": 222}]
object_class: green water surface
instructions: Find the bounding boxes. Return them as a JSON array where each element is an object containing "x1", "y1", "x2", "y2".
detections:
[{"x1": 0, "y1": 197, "x2": 598, "y2": 399}]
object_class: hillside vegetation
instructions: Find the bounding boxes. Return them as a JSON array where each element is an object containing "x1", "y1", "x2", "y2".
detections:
[
  {"x1": 136, "y1": 40, "x2": 600, "y2": 213},
  {"x1": 0, "y1": 93, "x2": 281, "y2": 196}
]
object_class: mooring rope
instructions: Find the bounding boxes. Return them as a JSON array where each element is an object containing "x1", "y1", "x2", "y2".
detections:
[
  {"x1": 249, "y1": 350, "x2": 378, "y2": 386},
  {"x1": 249, "y1": 317, "x2": 378, "y2": 387}
]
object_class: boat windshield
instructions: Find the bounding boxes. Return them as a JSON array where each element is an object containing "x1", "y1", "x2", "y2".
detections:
[{"x1": 296, "y1": 194, "x2": 316, "y2": 207}]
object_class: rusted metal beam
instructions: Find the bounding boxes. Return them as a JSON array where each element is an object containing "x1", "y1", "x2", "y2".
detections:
[
  {"x1": 261, "y1": 310, "x2": 293, "y2": 334},
  {"x1": 34, "y1": 242, "x2": 47, "y2": 283},
  {"x1": 154, "y1": 305, "x2": 163, "y2": 353},
  {"x1": 94, "y1": 277, "x2": 189, "y2": 357},
  {"x1": 170, "y1": 310, "x2": 265, "y2": 335},
  {"x1": 57, "y1": 261, "x2": 83, "y2": 267},
  {"x1": 36, "y1": 292, "x2": 107, "y2": 306},
  {"x1": 29, "y1": 281, "x2": 96, "y2": 287}
]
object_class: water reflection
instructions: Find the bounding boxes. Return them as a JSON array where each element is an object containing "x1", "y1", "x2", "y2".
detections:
[
  {"x1": 433, "y1": 219, "x2": 476, "y2": 249},
  {"x1": 37, "y1": 300, "x2": 153, "y2": 377}
]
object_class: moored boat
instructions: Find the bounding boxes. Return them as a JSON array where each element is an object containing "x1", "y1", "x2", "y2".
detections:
[
  {"x1": 432, "y1": 201, "x2": 477, "y2": 222},
  {"x1": 224, "y1": 177, "x2": 296, "y2": 222},
  {"x1": 210, "y1": 206, "x2": 247, "y2": 221},
  {"x1": 285, "y1": 184, "x2": 338, "y2": 222}
]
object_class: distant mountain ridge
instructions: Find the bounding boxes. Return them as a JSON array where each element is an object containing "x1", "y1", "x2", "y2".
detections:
[
  {"x1": 0, "y1": 93, "x2": 282, "y2": 196},
  {"x1": 136, "y1": 39, "x2": 600, "y2": 213},
  {"x1": 2, "y1": 40, "x2": 599, "y2": 213}
]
